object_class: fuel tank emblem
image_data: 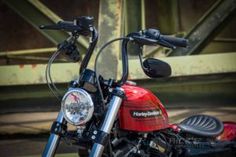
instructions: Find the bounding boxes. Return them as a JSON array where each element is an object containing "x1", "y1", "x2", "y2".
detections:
[{"x1": 130, "y1": 109, "x2": 161, "y2": 118}]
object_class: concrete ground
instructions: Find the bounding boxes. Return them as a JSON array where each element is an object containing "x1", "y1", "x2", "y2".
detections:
[{"x1": 0, "y1": 104, "x2": 236, "y2": 157}]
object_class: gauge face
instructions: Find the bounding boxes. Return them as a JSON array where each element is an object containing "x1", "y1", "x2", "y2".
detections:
[{"x1": 61, "y1": 88, "x2": 94, "y2": 125}]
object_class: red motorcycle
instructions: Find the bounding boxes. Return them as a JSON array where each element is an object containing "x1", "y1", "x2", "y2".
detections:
[{"x1": 40, "y1": 16, "x2": 236, "y2": 157}]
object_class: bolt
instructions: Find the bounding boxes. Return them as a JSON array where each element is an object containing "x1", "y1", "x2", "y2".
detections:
[
  {"x1": 91, "y1": 135, "x2": 96, "y2": 140},
  {"x1": 93, "y1": 130, "x2": 97, "y2": 134}
]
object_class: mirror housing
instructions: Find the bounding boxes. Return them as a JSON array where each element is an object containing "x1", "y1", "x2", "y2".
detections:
[{"x1": 142, "y1": 58, "x2": 171, "y2": 78}]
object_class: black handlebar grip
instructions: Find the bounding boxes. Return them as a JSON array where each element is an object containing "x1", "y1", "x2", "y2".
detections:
[
  {"x1": 160, "y1": 35, "x2": 188, "y2": 48},
  {"x1": 58, "y1": 21, "x2": 74, "y2": 25},
  {"x1": 39, "y1": 21, "x2": 82, "y2": 32},
  {"x1": 39, "y1": 21, "x2": 75, "y2": 30},
  {"x1": 39, "y1": 21, "x2": 73, "y2": 30},
  {"x1": 39, "y1": 24, "x2": 61, "y2": 30},
  {"x1": 132, "y1": 36, "x2": 158, "y2": 46}
]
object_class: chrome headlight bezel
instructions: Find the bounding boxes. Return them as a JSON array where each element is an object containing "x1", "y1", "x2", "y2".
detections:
[{"x1": 61, "y1": 88, "x2": 94, "y2": 126}]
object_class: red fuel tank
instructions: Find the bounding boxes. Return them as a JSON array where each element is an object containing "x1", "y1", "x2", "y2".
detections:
[{"x1": 119, "y1": 84, "x2": 169, "y2": 132}]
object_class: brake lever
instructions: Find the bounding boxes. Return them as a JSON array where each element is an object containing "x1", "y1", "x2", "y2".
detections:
[
  {"x1": 143, "y1": 29, "x2": 176, "y2": 49},
  {"x1": 157, "y1": 39, "x2": 176, "y2": 49},
  {"x1": 131, "y1": 36, "x2": 158, "y2": 46}
]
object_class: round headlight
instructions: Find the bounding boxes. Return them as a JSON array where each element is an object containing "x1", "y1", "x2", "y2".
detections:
[{"x1": 61, "y1": 88, "x2": 94, "y2": 126}]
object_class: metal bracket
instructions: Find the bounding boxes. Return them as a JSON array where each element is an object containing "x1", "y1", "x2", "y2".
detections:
[
  {"x1": 93, "y1": 130, "x2": 110, "y2": 146},
  {"x1": 112, "y1": 88, "x2": 126, "y2": 99},
  {"x1": 50, "y1": 121, "x2": 67, "y2": 136}
]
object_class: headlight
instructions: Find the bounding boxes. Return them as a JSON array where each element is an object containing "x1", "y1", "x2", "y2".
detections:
[{"x1": 61, "y1": 88, "x2": 94, "y2": 126}]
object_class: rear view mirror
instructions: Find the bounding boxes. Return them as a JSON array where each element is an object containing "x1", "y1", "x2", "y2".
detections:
[{"x1": 142, "y1": 58, "x2": 171, "y2": 78}]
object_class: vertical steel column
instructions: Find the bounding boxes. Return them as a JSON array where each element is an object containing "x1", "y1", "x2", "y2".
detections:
[
  {"x1": 124, "y1": 0, "x2": 142, "y2": 34},
  {"x1": 154, "y1": 0, "x2": 180, "y2": 34},
  {"x1": 124, "y1": 0, "x2": 142, "y2": 56},
  {"x1": 143, "y1": 0, "x2": 180, "y2": 57},
  {"x1": 141, "y1": 0, "x2": 146, "y2": 29},
  {"x1": 97, "y1": 0, "x2": 123, "y2": 80}
]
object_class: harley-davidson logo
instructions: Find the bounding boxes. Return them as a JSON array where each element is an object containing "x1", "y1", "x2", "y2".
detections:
[{"x1": 130, "y1": 109, "x2": 161, "y2": 118}]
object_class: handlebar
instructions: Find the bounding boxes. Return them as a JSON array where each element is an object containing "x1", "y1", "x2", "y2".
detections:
[
  {"x1": 160, "y1": 35, "x2": 188, "y2": 48},
  {"x1": 39, "y1": 16, "x2": 94, "y2": 36},
  {"x1": 40, "y1": 21, "x2": 75, "y2": 29},
  {"x1": 79, "y1": 28, "x2": 98, "y2": 74},
  {"x1": 131, "y1": 29, "x2": 188, "y2": 49},
  {"x1": 117, "y1": 29, "x2": 188, "y2": 85},
  {"x1": 40, "y1": 16, "x2": 98, "y2": 73},
  {"x1": 39, "y1": 21, "x2": 83, "y2": 33},
  {"x1": 117, "y1": 39, "x2": 129, "y2": 85},
  {"x1": 41, "y1": 17, "x2": 187, "y2": 86}
]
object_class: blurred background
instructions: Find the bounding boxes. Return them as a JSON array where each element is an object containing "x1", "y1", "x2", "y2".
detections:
[{"x1": 0, "y1": 0, "x2": 236, "y2": 156}]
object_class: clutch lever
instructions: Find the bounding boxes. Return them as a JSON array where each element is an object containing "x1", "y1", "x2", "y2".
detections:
[
  {"x1": 39, "y1": 21, "x2": 82, "y2": 33},
  {"x1": 39, "y1": 24, "x2": 61, "y2": 30}
]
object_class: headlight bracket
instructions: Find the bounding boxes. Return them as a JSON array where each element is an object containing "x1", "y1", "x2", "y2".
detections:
[{"x1": 50, "y1": 121, "x2": 67, "y2": 136}]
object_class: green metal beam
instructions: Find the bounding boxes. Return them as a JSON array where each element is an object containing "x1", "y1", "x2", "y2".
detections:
[
  {"x1": 0, "y1": 63, "x2": 80, "y2": 86},
  {"x1": 141, "y1": 0, "x2": 146, "y2": 29},
  {"x1": 168, "y1": 0, "x2": 236, "y2": 56},
  {"x1": 1, "y1": 73, "x2": 236, "y2": 99},
  {"x1": 0, "y1": 52, "x2": 236, "y2": 86},
  {"x1": 3, "y1": 0, "x2": 88, "y2": 53},
  {"x1": 130, "y1": 0, "x2": 180, "y2": 57},
  {"x1": 155, "y1": 0, "x2": 180, "y2": 34},
  {"x1": 96, "y1": 0, "x2": 124, "y2": 79},
  {"x1": 0, "y1": 47, "x2": 57, "y2": 56},
  {"x1": 121, "y1": 52, "x2": 236, "y2": 80},
  {"x1": 124, "y1": 0, "x2": 142, "y2": 56},
  {"x1": 124, "y1": 0, "x2": 142, "y2": 34},
  {"x1": 6, "y1": 55, "x2": 67, "y2": 62}
]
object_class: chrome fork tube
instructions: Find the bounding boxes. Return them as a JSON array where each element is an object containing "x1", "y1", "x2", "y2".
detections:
[
  {"x1": 42, "y1": 111, "x2": 64, "y2": 157},
  {"x1": 89, "y1": 87, "x2": 124, "y2": 157}
]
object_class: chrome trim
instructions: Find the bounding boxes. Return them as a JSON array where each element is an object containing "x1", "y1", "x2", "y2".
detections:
[
  {"x1": 42, "y1": 111, "x2": 64, "y2": 157},
  {"x1": 89, "y1": 87, "x2": 124, "y2": 157}
]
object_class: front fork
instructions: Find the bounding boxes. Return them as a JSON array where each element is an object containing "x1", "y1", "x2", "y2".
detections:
[
  {"x1": 89, "y1": 87, "x2": 124, "y2": 157},
  {"x1": 42, "y1": 87, "x2": 124, "y2": 157},
  {"x1": 42, "y1": 111, "x2": 65, "y2": 157}
]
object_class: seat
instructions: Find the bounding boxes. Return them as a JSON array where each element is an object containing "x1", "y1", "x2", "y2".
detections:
[{"x1": 178, "y1": 115, "x2": 224, "y2": 137}]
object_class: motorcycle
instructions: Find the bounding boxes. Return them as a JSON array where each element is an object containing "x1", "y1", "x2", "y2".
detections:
[{"x1": 40, "y1": 16, "x2": 236, "y2": 157}]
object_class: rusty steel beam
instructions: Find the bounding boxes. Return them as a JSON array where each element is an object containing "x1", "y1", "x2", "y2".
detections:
[
  {"x1": 123, "y1": 0, "x2": 142, "y2": 56},
  {"x1": 0, "y1": 48, "x2": 57, "y2": 57},
  {"x1": 0, "y1": 63, "x2": 80, "y2": 86},
  {"x1": 126, "y1": 52, "x2": 236, "y2": 80},
  {"x1": 1, "y1": 52, "x2": 236, "y2": 86},
  {"x1": 168, "y1": 0, "x2": 236, "y2": 56},
  {"x1": 124, "y1": 0, "x2": 142, "y2": 34},
  {"x1": 96, "y1": 0, "x2": 124, "y2": 79}
]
